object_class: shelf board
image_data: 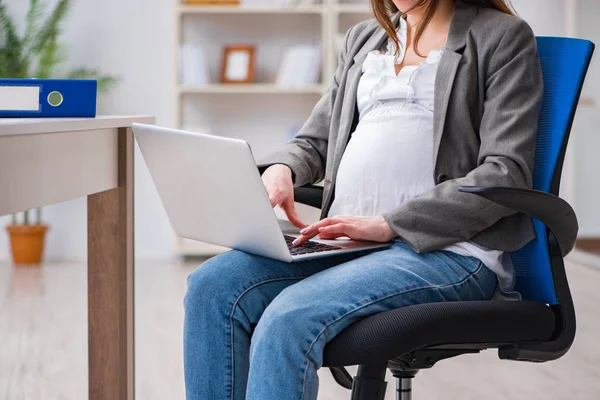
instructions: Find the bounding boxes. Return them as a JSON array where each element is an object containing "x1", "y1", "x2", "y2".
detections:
[
  {"x1": 179, "y1": 83, "x2": 325, "y2": 94},
  {"x1": 335, "y1": 4, "x2": 372, "y2": 14},
  {"x1": 178, "y1": 4, "x2": 325, "y2": 14}
]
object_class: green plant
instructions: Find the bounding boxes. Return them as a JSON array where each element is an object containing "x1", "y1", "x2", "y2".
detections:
[{"x1": 1, "y1": 0, "x2": 119, "y2": 225}]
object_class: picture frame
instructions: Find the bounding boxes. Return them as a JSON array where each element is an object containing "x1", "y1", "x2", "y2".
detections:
[{"x1": 220, "y1": 45, "x2": 256, "y2": 84}]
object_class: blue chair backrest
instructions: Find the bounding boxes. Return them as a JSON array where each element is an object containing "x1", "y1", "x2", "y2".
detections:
[{"x1": 510, "y1": 37, "x2": 594, "y2": 304}]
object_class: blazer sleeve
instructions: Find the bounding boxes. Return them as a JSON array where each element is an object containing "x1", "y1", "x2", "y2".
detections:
[
  {"x1": 382, "y1": 19, "x2": 544, "y2": 253},
  {"x1": 256, "y1": 27, "x2": 355, "y2": 187}
]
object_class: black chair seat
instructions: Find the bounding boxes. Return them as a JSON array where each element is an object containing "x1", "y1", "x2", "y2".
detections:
[{"x1": 323, "y1": 300, "x2": 555, "y2": 367}]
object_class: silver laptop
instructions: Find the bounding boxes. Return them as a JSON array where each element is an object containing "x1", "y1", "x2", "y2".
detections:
[{"x1": 132, "y1": 123, "x2": 392, "y2": 262}]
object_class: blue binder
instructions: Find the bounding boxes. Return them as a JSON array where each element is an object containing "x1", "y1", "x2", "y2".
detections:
[{"x1": 0, "y1": 79, "x2": 97, "y2": 118}]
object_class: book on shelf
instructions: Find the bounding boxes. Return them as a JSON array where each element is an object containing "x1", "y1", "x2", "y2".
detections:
[
  {"x1": 180, "y1": 44, "x2": 210, "y2": 86},
  {"x1": 276, "y1": 44, "x2": 321, "y2": 87}
]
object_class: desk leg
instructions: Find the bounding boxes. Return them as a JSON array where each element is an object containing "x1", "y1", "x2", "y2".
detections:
[{"x1": 87, "y1": 127, "x2": 134, "y2": 399}]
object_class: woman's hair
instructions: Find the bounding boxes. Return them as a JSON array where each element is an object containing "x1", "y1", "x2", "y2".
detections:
[{"x1": 372, "y1": 0, "x2": 514, "y2": 57}]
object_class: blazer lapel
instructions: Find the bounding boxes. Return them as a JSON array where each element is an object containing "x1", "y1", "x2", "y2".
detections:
[
  {"x1": 433, "y1": 51, "x2": 462, "y2": 160},
  {"x1": 432, "y1": 0, "x2": 478, "y2": 160}
]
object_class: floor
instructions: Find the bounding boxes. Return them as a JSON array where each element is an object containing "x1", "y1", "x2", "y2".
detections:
[{"x1": 1, "y1": 253, "x2": 599, "y2": 400}]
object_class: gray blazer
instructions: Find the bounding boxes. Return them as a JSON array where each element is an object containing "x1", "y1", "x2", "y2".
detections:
[{"x1": 258, "y1": 0, "x2": 544, "y2": 253}]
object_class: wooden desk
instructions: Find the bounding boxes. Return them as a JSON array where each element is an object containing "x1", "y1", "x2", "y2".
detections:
[{"x1": 0, "y1": 116, "x2": 154, "y2": 400}]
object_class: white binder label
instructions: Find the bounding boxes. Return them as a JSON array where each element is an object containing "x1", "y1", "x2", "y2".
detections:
[{"x1": 0, "y1": 86, "x2": 40, "y2": 111}]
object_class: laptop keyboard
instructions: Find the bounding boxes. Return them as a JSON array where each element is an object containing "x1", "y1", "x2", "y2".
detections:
[{"x1": 284, "y1": 235, "x2": 342, "y2": 256}]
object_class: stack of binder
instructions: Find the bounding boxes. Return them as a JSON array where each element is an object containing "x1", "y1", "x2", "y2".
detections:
[{"x1": 0, "y1": 79, "x2": 97, "y2": 118}]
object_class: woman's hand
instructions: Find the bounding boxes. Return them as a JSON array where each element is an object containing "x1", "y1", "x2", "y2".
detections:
[
  {"x1": 293, "y1": 216, "x2": 396, "y2": 246},
  {"x1": 261, "y1": 164, "x2": 306, "y2": 229}
]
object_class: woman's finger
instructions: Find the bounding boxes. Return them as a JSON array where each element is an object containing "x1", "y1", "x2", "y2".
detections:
[
  {"x1": 281, "y1": 198, "x2": 306, "y2": 229},
  {"x1": 319, "y1": 223, "x2": 358, "y2": 238},
  {"x1": 317, "y1": 232, "x2": 345, "y2": 240},
  {"x1": 293, "y1": 218, "x2": 350, "y2": 246},
  {"x1": 300, "y1": 217, "x2": 340, "y2": 236},
  {"x1": 267, "y1": 188, "x2": 285, "y2": 208},
  {"x1": 291, "y1": 231, "x2": 319, "y2": 246}
]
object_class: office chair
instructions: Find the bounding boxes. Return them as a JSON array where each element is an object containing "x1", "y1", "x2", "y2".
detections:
[{"x1": 293, "y1": 37, "x2": 595, "y2": 399}]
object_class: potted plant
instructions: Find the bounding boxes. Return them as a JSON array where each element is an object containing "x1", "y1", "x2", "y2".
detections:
[
  {"x1": 1, "y1": 0, "x2": 118, "y2": 265},
  {"x1": 7, "y1": 210, "x2": 47, "y2": 265}
]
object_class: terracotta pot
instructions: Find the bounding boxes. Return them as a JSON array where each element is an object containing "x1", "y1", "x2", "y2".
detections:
[{"x1": 6, "y1": 225, "x2": 49, "y2": 266}]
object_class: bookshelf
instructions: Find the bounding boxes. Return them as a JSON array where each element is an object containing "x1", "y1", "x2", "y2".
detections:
[{"x1": 174, "y1": 0, "x2": 591, "y2": 257}]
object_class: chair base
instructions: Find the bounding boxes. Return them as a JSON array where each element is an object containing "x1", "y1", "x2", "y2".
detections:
[
  {"x1": 391, "y1": 370, "x2": 417, "y2": 400},
  {"x1": 348, "y1": 364, "x2": 417, "y2": 400},
  {"x1": 346, "y1": 348, "x2": 485, "y2": 399},
  {"x1": 395, "y1": 376, "x2": 415, "y2": 400},
  {"x1": 330, "y1": 366, "x2": 353, "y2": 389},
  {"x1": 351, "y1": 363, "x2": 387, "y2": 400}
]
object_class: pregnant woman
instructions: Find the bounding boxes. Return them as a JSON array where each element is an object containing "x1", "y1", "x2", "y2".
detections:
[{"x1": 184, "y1": 0, "x2": 543, "y2": 399}]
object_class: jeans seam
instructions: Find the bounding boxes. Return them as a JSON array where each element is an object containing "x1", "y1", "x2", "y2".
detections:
[
  {"x1": 228, "y1": 275, "x2": 308, "y2": 400},
  {"x1": 299, "y1": 262, "x2": 486, "y2": 400}
]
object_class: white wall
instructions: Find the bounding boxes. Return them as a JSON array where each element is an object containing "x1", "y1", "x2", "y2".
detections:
[
  {"x1": 572, "y1": 0, "x2": 600, "y2": 237},
  {"x1": 1, "y1": 0, "x2": 599, "y2": 261},
  {"x1": 0, "y1": 0, "x2": 177, "y2": 261}
]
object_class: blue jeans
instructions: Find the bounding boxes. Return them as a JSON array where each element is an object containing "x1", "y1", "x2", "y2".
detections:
[{"x1": 183, "y1": 241, "x2": 497, "y2": 400}]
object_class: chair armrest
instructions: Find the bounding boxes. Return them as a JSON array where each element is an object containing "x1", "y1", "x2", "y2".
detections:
[
  {"x1": 294, "y1": 185, "x2": 324, "y2": 209},
  {"x1": 458, "y1": 186, "x2": 578, "y2": 256}
]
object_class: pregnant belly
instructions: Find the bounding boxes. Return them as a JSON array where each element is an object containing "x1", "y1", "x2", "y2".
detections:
[{"x1": 329, "y1": 111, "x2": 436, "y2": 217}]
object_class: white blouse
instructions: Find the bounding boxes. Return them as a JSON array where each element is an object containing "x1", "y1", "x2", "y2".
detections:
[{"x1": 328, "y1": 17, "x2": 516, "y2": 292}]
